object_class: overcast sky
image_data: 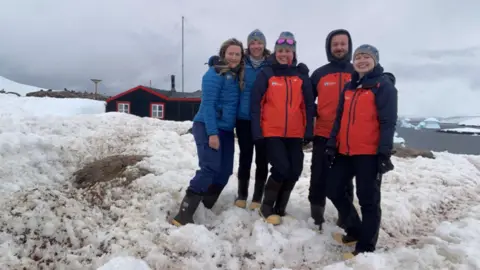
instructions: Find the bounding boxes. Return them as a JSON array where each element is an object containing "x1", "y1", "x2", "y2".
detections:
[{"x1": 1, "y1": 0, "x2": 479, "y2": 117}]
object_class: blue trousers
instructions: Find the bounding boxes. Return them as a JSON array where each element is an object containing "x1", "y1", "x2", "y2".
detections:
[{"x1": 188, "y1": 122, "x2": 235, "y2": 194}]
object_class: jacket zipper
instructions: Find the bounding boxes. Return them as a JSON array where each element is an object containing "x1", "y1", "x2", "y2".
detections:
[
  {"x1": 284, "y1": 77, "x2": 289, "y2": 137},
  {"x1": 345, "y1": 89, "x2": 360, "y2": 155},
  {"x1": 351, "y1": 90, "x2": 362, "y2": 125},
  {"x1": 288, "y1": 79, "x2": 293, "y2": 107}
]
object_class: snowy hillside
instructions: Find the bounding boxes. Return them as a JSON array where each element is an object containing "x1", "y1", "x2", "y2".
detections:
[
  {"x1": 459, "y1": 117, "x2": 480, "y2": 127},
  {"x1": 0, "y1": 75, "x2": 59, "y2": 96},
  {"x1": 0, "y1": 95, "x2": 105, "y2": 118},
  {"x1": 0, "y1": 98, "x2": 480, "y2": 269}
]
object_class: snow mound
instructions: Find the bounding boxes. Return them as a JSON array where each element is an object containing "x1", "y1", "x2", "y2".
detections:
[
  {"x1": 438, "y1": 127, "x2": 480, "y2": 135},
  {"x1": 459, "y1": 117, "x2": 480, "y2": 127},
  {"x1": 98, "y1": 256, "x2": 151, "y2": 270},
  {"x1": 0, "y1": 75, "x2": 60, "y2": 96},
  {"x1": 0, "y1": 95, "x2": 106, "y2": 118},
  {"x1": 399, "y1": 119, "x2": 415, "y2": 128},
  {"x1": 0, "y1": 111, "x2": 480, "y2": 269}
]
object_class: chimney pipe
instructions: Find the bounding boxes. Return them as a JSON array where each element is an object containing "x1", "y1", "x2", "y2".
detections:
[{"x1": 171, "y1": 75, "x2": 176, "y2": 92}]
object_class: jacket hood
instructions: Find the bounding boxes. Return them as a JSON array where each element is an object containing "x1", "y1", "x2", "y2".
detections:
[
  {"x1": 325, "y1": 29, "x2": 352, "y2": 63},
  {"x1": 383, "y1": 72, "x2": 396, "y2": 86}
]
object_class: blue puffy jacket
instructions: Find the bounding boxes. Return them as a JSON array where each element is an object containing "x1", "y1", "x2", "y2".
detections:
[
  {"x1": 193, "y1": 66, "x2": 240, "y2": 135},
  {"x1": 237, "y1": 56, "x2": 269, "y2": 120}
]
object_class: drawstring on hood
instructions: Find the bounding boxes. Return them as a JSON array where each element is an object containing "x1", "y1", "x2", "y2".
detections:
[{"x1": 325, "y1": 29, "x2": 352, "y2": 64}]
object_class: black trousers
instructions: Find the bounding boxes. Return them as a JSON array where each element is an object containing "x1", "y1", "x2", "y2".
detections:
[
  {"x1": 327, "y1": 154, "x2": 382, "y2": 253},
  {"x1": 265, "y1": 137, "x2": 304, "y2": 182},
  {"x1": 236, "y1": 120, "x2": 268, "y2": 198},
  {"x1": 308, "y1": 136, "x2": 354, "y2": 207}
]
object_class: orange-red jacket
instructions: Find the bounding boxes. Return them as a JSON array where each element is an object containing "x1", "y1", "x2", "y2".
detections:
[
  {"x1": 310, "y1": 29, "x2": 355, "y2": 138},
  {"x1": 328, "y1": 65, "x2": 398, "y2": 156},
  {"x1": 250, "y1": 61, "x2": 315, "y2": 140}
]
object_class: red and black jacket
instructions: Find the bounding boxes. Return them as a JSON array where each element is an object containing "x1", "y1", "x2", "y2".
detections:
[
  {"x1": 310, "y1": 29, "x2": 355, "y2": 138},
  {"x1": 250, "y1": 57, "x2": 315, "y2": 141},
  {"x1": 328, "y1": 65, "x2": 398, "y2": 156}
]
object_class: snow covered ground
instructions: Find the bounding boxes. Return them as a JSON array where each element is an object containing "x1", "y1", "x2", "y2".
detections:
[
  {"x1": 0, "y1": 95, "x2": 105, "y2": 118},
  {"x1": 0, "y1": 75, "x2": 60, "y2": 96},
  {"x1": 1, "y1": 97, "x2": 480, "y2": 270},
  {"x1": 459, "y1": 117, "x2": 480, "y2": 127},
  {"x1": 439, "y1": 127, "x2": 480, "y2": 135}
]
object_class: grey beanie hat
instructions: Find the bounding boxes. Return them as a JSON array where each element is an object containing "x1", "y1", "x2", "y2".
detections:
[
  {"x1": 247, "y1": 29, "x2": 266, "y2": 46},
  {"x1": 274, "y1": 31, "x2": 296, "y2": 52},
  {"x1": 354, "y1": 44, "x2": 379, "y2": 65}
]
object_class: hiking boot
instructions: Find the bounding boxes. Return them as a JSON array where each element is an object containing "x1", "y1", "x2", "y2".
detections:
[
  {"x1": 310, "y1": 204, "x2": 325, "y2": 231},
  {"x1": 332, "y1": 232, "x2": 358, "y2": 247},
  {"x1": 234, "y1": 177, "x2": 249, "y2": 209},
  {"x1": 259, "y1": 176, "x2": 282, "y2": 225},
  {"x1": 171, "y1": 190, "x2": 203, "y2": 226},
  {"x1": 202, "y1": 184, "x2": 225, "y2": 209},
  {"x1": 273, "y1": 180, "x2": 296, "y2": 217}
]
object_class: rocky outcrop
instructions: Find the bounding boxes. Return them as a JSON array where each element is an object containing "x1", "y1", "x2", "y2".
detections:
[
  {"x1": 26, "y1": 88, "x2": 109, "y2": 101},
  {"x1": 71, "y1": 154, "x2": 152, "y2": 206},
  {"x1": 0, "y1": 89, "x2": 20, "y2": 96}
]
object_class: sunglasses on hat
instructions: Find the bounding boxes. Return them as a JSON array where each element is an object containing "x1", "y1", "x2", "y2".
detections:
[{"x1": 276, "y1": 38, "x2": 295, "y2": 45}]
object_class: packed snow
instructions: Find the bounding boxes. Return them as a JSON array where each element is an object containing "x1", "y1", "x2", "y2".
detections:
[
  {"x1": 439, "y1": 127, "x2": 480, "y2": 135},
  {"x1": 0, "y1": 75, "x2": 60, "y2": 96},
  {"x1": 0, "y1": 95, "x2": 105, "y2": 118},
  {"x1": 1, "y1": 97, "x2": 480, "y2": 270},
  {"x1": 459, "y1": 117, "x2": 480, "y2": 127}
]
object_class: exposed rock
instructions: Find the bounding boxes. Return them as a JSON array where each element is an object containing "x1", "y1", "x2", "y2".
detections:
[
  {"x1": 392, "y1": 145, "x2": 435, "y2": 159},
  {"x1": 0, "y1": 89, "x2": 21, "y2": 96},
  {"x1": 71, "y1": 154, "x2": 152, "y2": 207},
  {"x1": 26, "y1": 89, "x2": 109, "y2": 101}
]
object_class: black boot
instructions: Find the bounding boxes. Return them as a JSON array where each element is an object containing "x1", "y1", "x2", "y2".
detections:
[
  {"x1": 249, "y1": 176, "x2": 267, "y2": 210},
  {"x1": 259, "y1": 176, "x2": 282, "y2": 225},
  {"x1": 273, "y1": 180, "x2": 296, "y2": 216},
  {"x1": 171, "y1": 190, "x2": 203, "y2": 226},
  {"x1": 310, "y1": 204, "x2": 325, "y2": 231},
  {"x1": 202, "y1": 184, "x2": 225, "y2": 209},
  {"x1": 234, "y1": 177, "x2": 249, "y2": 208}
]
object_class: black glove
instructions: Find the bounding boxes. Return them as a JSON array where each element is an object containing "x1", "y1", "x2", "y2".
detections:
[
  {"x1": 324, "y1": 147, "x2": 336, "y2": 167},
  {"x1": 378, "y1": 154, "x2": 394, "y2": 174}
]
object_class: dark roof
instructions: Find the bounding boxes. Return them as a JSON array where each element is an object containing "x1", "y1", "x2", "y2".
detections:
[{"x1": 145, "y1": 86, "x2": 202, "y2": 98}]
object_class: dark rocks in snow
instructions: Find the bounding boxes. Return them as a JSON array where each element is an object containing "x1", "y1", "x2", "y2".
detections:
[
  {"x1": 0, "y1": 89, "x2": 21, "y2": 96},
  {"x1": 71, "y1": 154, "x2": 152, "y2": 207},
  {"x1": 26, "y1": 89, "x2": 110, "y2": 101}
]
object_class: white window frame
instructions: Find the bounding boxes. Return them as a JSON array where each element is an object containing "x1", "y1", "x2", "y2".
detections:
[
  {"x1": 151, "y1": 103, "x2": 164, "y2": 119},
  {"x1": 117, "y1": 102, "x2": 130, "y2": 113}
]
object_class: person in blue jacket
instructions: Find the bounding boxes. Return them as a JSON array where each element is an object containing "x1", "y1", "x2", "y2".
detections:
[
  {"x1": 234, "y1": 29, "x2": 270, "y2": 210},
  {"x1": 171, "y1": 38, "x2": 245, "y2": 226}
]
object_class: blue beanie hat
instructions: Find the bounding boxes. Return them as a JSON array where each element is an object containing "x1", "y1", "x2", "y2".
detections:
[
  {"x1": 274, "y1": 31, "x2": 296, "y2": 52},
  {"x1": 247, "y1": 29, "x2": 266, "y2": 46},
  {"x1": 354, "y1": 44, "x2": 379, "y2": 65}
]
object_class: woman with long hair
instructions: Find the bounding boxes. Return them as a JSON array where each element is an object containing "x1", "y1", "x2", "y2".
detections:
[{"x1": 171, "y1": 38, "x2": 245, "y2": 226}]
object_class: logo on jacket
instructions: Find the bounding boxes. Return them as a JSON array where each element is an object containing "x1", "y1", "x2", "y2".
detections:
[
  {"x1": 324, "y1": 81, "x2": 336, "y2": 86},
  {"x1": 271, "y1": 82, "x2": 283, "y2": 86}
]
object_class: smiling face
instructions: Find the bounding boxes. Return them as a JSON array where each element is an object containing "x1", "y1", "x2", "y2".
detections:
[
  {"x1": 353, "y1": 53, "x2": 375, "y2": 74},
  {"x1": 330, "y1": 34, "x2": 349, "y2": 59},
  {"x1": 275, "y1": 47, "x2": 294, "y2": 65},
  {"x1": 224, "y1": 45, "x2": 242, "y2": 68},
  {"x1": 249, "y1": 40, "x2": 265, "y2": 59}
]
